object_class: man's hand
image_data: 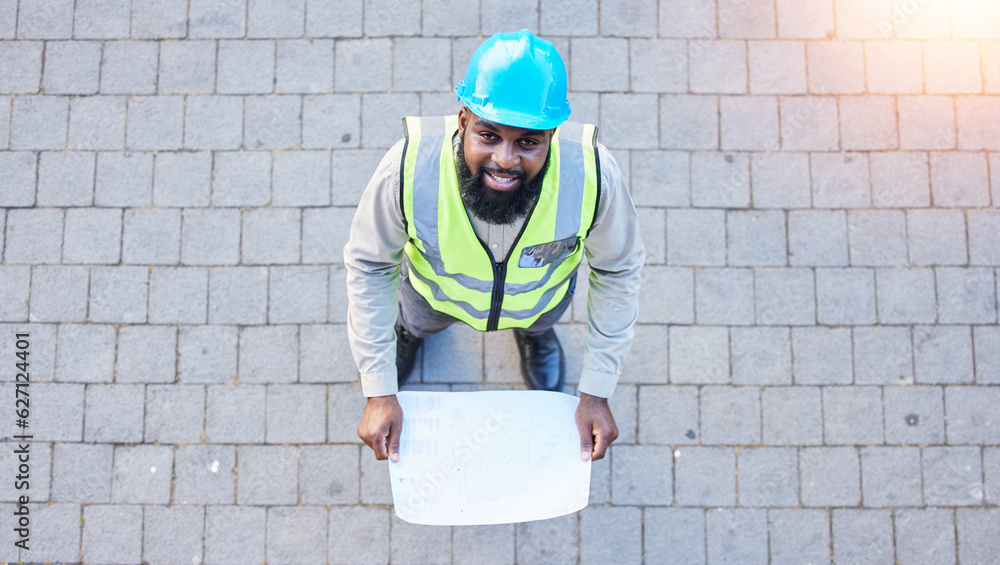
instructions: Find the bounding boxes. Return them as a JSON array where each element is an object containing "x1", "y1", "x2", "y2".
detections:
[
  {"x1": 575, "y1": 392, "x2": 618, "y2": 461},
  {"x1": 358, "y1": 395, "x2": 404, "y2": 462}
]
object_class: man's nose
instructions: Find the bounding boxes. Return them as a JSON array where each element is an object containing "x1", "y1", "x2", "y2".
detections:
[{"x1": 492, "y1": 142, "x2": 519, "y2": 170}]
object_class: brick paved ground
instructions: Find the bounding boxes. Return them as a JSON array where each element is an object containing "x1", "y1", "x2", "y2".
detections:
[{"x1": 1, "y1": 0, "x2": 999, "y2": 563}]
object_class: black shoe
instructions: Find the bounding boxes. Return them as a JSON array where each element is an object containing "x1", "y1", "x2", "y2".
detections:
[
  {"x1": 513, "y1": 328, "x2": 565, "y2": 391},
  {"x1": 395, "y1": 322, "x2": 423, "y2": 387}
]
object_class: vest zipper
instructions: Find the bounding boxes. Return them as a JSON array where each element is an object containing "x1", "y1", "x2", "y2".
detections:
[{"x1": 487, "y1": 259, "x2": 506, "y2": 332}]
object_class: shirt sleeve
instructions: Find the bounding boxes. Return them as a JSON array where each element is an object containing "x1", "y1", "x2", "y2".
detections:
[
  {"x1": 577, "y1": 143, "x2": 646, "y2": 398},
  {"x1": 343, "y1": 139, "x2": 409, "y2": 397}
]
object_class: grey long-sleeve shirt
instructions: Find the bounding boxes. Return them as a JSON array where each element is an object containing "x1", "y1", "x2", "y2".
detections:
[{"x1": 344, "y1": 133, "x2": 644, "y2": 398}]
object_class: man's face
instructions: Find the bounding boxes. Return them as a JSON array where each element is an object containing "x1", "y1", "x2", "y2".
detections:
[{"x1": 456, "y1": 106, "x2": 555, "y2": 225}]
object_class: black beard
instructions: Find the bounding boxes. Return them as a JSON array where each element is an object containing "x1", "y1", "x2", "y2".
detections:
[{"x1": 456, "y1": 133, "x2": 550, "y2": 225}]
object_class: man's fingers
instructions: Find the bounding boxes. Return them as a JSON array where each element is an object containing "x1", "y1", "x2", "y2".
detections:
[
  {"x1": 387, "y1": 419, "x2": 402, "y2": 463},
  {"x1": 578, "y1": 421, "x2": 594, "y2": 461},
  {"x1": 591, "y1": 427, "x2": 611, "y2": 461}
]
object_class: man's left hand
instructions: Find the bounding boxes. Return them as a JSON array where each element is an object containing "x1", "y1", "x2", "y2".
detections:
[{"x1": 575, "y1": 392, "x2": 618, "y2": 461}]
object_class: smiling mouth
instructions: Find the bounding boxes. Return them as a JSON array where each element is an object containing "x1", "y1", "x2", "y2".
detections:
[{"x1": 484, "y1": 171, "x2": 520, "y2": 191}]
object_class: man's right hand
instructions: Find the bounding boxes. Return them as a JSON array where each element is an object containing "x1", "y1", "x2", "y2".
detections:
[{"x1": 357, "y1": 395, "x2": 404, "y2": 462}]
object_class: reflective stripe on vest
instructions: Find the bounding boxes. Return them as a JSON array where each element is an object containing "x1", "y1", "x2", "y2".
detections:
[{"x1": 400, "y1": 115, "x2": 600, "y2": 331}]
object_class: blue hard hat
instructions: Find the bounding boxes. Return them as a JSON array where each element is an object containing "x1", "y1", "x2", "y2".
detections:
[{"x1": 455, "y1": 30, "x2": 571, "y2": 130}]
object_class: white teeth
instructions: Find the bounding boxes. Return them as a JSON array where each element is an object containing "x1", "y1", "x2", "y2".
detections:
[{"x1": 487, "y1": 172, "x2": 516, "y2": 185}]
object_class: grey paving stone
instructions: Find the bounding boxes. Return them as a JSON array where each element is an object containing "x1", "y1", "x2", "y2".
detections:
[
  {"x1": 907, "y1": 209, "x2": 969, "y2": 266},
  {"x1": 265, "y1": 509, "x2": 332, "y2": 565},
  {"x1": 11, "y1": 95, "x2": 68, "y2": 150},
  {"x1": 598, "y1": 0, "x2": 655, "y2": 37},
  {"x1": 861, "y1": 447, "x2": 923, "y2": 507},
  {"x1": 762, "y1": 386, "x2": 823, "y2": 445},
  {"x1": 307, "y1": 0, "x2": 363, "y2": 37},
  {"x1": 239, "y1": 326, "x2": 299, "y2": 383},
  {"x1": 452, "y1": 524, "x2": 514, "y2": 565},
  {"x1": 924, "y1": 446, "x2": 984, "y2": 505},
  {"x1": 732, "y1": 327, "x2": 792, "y2": 384},
  {"x1": 213, "y1": 151, "x2": 272, "y2": 206},
  {"x1": 364, "y1": 0, "x2": 421, "y2": 35},
  {"x1": 422, "y1": 322, "x2": 483, "y2": 383},
  {"x1": 189, "y1": 0, "x2": 246, "y2": 38},
  {"x1": 272, "y1": 150, "x2": 330, "y2": 206},
  {"x1": 588, "y1": 455, "x2": 611, "y2": 505},
  {"x1": 112, "y1": 445, "x2": 173, "y2": 503},
  {"x1": 611, "y1": 445, "x2": 671, "y2": 505},
  {"x1": 748, "y1": 40, "x2": 807, "y2": 94},
  {"x1": 839, "y1": 96, "x2": 898, "y2": 150},
  {"x1": 696, "y1": 269, "x2": 754, "y2": 325},
  {"x1": 122, "y1": 208, "x2": 180, "y2": 265},
  {"x1": 0, "y1": 152, "x2": 37, "y2": 207},
  {"x1": 269, "y1": 266, "x2": 328, "y2": 324},
  {"x1": 205, "y1": 506, "x2": 266, "y2": 565},
  {"x1": 116, "y1": 325, "x2": 176, "y2": 383},
  {"x1": 238, "y1": 445, "x2": 298, "y2": 504},
  {"x1": 100, "y1": 40, "x2": 158, "y2": 93},
  {"x1": 969, "y1": 210, "x2": 1000, "y2": 265},
  {"x1": 51, "y1": 443, "x2": 112, "y2": 502},
  {"x1": 206, "y1": 385, "x2": 266, "y2": 442},
  {"x1": 691, "y1": 152, "x2": 750, "y2": 208},
  {"x1": 0, "y1": 267, "x2": 30, "y2": 321},
  {"x1": 82, "y1": 504, "x2": 142, "y2": 564},
  {"x1": 619, "y1": 325, "x2": 668, "y2": 384},
  {"x1": 95, "y1": 152, "x2": 153, "y2": 206},
  {"x1": 578, "y1": 506, "x2": 641, "y2": 565},
  {"x1": 55, "y1": 323, "x2": 116, "y2": 382},
  {"x1": 29, "y1": 266, "x2": 89, "y2": 323},
  {"x1": 832, "y1": 509, "x2": 894, "y2": 565},
  {"x1": 392, "y1": 37, "x2": 451, "y2": 92},
  {"x1": 5, "y1": 209, "x2": 63, "y2": 264},
  {"x1": 249, "y1": 0, "x2": 304, "y2": 37},
  {"x1": 0, "y1": 41, "x2": 43, "y2": 93},
  {"x1": 800, "y1": 447, "x2": 861, "y2": 506},
  {"x1": 145, "y1": 385, "x2": 205, "y2": 443},
  {"x1": 824, "y1": 386, "x2": 884, "y2": 444},
  {"x1": 659, "y1": 0, "x2": 716, "y2": 37},
  {"x1": 720, "y1": 96, "x2": 780, "y2": 151},
  {"x1": 0, "y1": 0, "x2": 14, "y2": 37},
  {"x1": 14, "y1": 384, "x2": 81, "y2": 440},
  {"x1": 946, "y1": 386, "x2": 1000, "y2": 444},
  {"x1": 216, "y1": 40, "x2": 274, "y2": 94},
  {"x1": 515, "y1": 513, "x2": 578, "y2": 565},
  {"x1": 816, "y1": 268, "x2": 876, "y2": 325},
  {"x1": 177, "y1": 325, "x2": 238, "y2": 384},
  {"x1": 705, "y1": 508, "x2": 768, "y2": 565},
  {"x1": 0, "y1": 97, "x2": 8, "y2": 149},
  {"x1": 130, "y1": 0, "x2": 186, "y2": 38},
  {"x1": 667, "y1": 209, "x2": 725, "y2": 266},
  {"x1": 894, "y1": 508, "x2": 956, "y2": 565},
  {"x1": 331, "y1": 148, "x2": 386, "y2": 206},
  {"x1": 360, "y1": 453, "x2": 392, "y2": 504},
  {"x1": 267, "y1": 384, "x2": 326, "y2": 443},
  {"x1": 629, "y1": 39, "x2": 686, "y2": 93},
  {"x1": 957, "y1": 97, "x2": 1000, "y2": 151},
  {"x1": 847, "y1": 210, "x2": 907, "y2": 266},
  {"x1": 327, "y1": 383, "x2": 366, "y2": 443},
  {"x1": 328, "y1": 506, "x2": 390, "y2": 565},
  {"x1": 143, "y1": 506, "x2": 204, "y2": 565},
  {"x1": 876, "y1": 268, "x2": 937, "y2": 324},
  {"x1": 643, "y1": 508, "x2": 704, "y2": 565},
  {"x1": 299, "y1": 445, "x2": 358, "y2": 504},
  {"x1": 898, "y1": 96, "x2": 956, "y2": 151},
  {"x1": 302, "y1": 94, "x2": 360, "y2": 149},
  {"x1": 329, "y1": 265, "x2": 350, "y2": 323},
  {"x1": 181, "y1": 209, "x2": 241, "y2": 265},
  {"x1": 1, "y1": 323, "x2": 58, "y2": 383},
  {"x1": 388, "y1": 515, "x2": 452, "y2": 565},
  {"x1": 669, "y1": 326, "x2": 729, "y2": 384},
  {"x1": 242, "y1": 208, "x2": 301, "y2": 265},
  {"x1": 74, "y1": 0, "x2": 130, "y2": 38},
  {"x1": 209, "y1": 267, "x2": 269, "y2": 325},
  {"x1": 244, "y1": 95, "x2": 301, "y2": 150},
  {"x1": 148, "y1": 267, "x2": 208, "y2": 324},
  {"x1": 184, "y1": 96, "x2": 243, "y2": 150},
  {"x1": 302, "y1": 208, "x2": 353, "y2": 264},
  {"x1": 975, "y1": 326, "x2": 1000, "y2": 384},
  {"x1": 19, "y1": 503, "x2": 79, "y2": 562},
  {"x1": 299, "y1": 325, "x2": 355, "y2": 383},
  {"x1": 690, "y1": 40, "x2": 748, "y2": 93},
  {"x1": 275, "y1": 39, "x2": 333, "y2": 95},
  {"x1": 174, "y1": 445, "x2": 235, "y2": 505},
  {"x1": 630, "y1": 151, "x2": 688, "y2": 207},
  {"x1": 937, "y1": 267, "x2": 997, "y2": 324},
  {"x1": 727, "y1": 210, "x2": 786, "y2": 266},
  {"x1": 17, "y1": 0, "x2": 74, "y2": 38},
  {"x1": 930, "y1": 151, "x2": 991, "y2": 207},
  {"x1": 37, "y1": 151, "x2": 94, "y2": 205},
  {"x1": 42, "y1": 41, "x2": 101, "y2": 95},
  {"x1": 659, "y1": 95, "x2": 719, "y2": 149},
  {"x1": 335, "y1": 38, "x2": 392, "y2": 92},
  {"x1": 957, "y1": 508, "x2": 1000, "y2": 565},
  {"x1": 871, "y1": 152, "x2": 931, "y2": 208},
  {"x1": 768, "y1": 509, "x2": 831, "y2": 565},
  {"x1": 987, "y1": 447, "x2": 1000, "y2": 505},
  {"x1": 600, "y1": 94, "x2": 658, "y2": 149},
  {"x1": 853, "y1": 326, "x2": 914, "y2": 385},
  {"x1": 126, "y1": 96, "x2": 184, "y2": 150},
  {"x1": 754, "y1": 268, "x2": 815, "y2": 325},
  {"x1": 360, "y1": 92, "x2": 419, "y2": 149},
  {"x1": 701, "y1": 386, "x2": 761, "y2": 445},
  {"x1": 913, "y1": 325, "x2": 974, "y2": 384},
  {"x1": 154, "y1": 151, "x2": 212, "y2": 206},
  {"x1": 84, "y1": 383, "x2": 144, "y2": 442},
  {"x1": 779, "y1": 96, "x2": 840, "y2": 150},
  {"x1": 737, "y1": 448, "x2": 798, "y2": 507},
  {"x1": 638, "y1": 385, "x2": 700, "y2": 444},
  {"x1": 866, "y1": 41, "x2": 923, "y2": 94},
  {"x1": 811, "y1": 152, "x2": 871, "y2": 208},
  {"x1": 750, "y1": 153, "x2": 811, "y2": 207}
]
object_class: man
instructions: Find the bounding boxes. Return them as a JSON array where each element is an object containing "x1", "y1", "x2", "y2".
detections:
[{"x1": 345, "y1": 30, "x2": 644, "y2": 464}]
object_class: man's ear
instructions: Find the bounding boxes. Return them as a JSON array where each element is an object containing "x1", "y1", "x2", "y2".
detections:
[{"x1": 458, "y1": 106, "x2": 470, "y2": 134}]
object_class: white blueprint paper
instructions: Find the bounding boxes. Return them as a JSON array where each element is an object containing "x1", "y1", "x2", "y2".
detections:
[{"x1": 389, "y1": 390, "x2": 591, "y2": 525}]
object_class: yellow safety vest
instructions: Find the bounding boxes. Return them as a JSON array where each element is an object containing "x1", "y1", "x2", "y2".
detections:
[{"x1": 400, "y1": 115, "x2": 601, "y2": 331}]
